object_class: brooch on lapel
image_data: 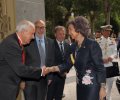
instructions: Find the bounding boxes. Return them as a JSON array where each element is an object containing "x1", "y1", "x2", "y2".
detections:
[{"x1": 82, "y1": 69, "x2": 94, "y2": 85}]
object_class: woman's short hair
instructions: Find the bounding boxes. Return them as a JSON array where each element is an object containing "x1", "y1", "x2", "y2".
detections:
[{"x1": 67, "y1": 16, "x2": 90, "y2": 37}]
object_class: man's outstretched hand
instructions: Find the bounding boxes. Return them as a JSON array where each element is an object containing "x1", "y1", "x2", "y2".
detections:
[
  {"x1": 42, "y1": 66, "x2": 60, "y2": 76},
  {"x1": 42, "y1": 66, "x2": 49, "y2": 76}
]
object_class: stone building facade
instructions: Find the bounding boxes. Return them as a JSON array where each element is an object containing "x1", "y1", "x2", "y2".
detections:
[{"x1": 0, "y1": 0, "x2": 45, "y2": 40}]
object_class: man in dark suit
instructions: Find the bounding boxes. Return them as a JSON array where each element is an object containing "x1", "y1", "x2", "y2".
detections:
[
  {"x1": 23, "y1": 20, "x2": 55, "y2": 100},
  {"x1": 47, "y1": 26, "x2": 70, "y2": 100},
  {"x1": 0, "y1": 20, "x2": 47, "y2": 100}
]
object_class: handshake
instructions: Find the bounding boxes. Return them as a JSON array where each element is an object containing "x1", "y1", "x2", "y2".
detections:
[{"x1": 42, "y1": 66, "x2": 60, "y2": 76}]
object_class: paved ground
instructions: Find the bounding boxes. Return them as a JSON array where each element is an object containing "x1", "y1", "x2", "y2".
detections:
[
  {"x1": 19, "y1": 65, "x2": 120, "y2": 100},
  {"x1": 63, "y1": 67, "x2": 120, "y2": 100}
]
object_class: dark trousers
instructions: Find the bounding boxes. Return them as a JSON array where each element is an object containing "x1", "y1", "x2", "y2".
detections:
[
  {"x1": 24, "y1": 78, "x2": 47, "y2": 100},
  {"x1": 47, "y1": 75, "x2": 66, "y2": 100},
  {"x1": 0, "y1": 83, "x2": 18, "y2": 100},
  {"x1": 77, "y1": 83, "x2": 100, "y2": 100}
]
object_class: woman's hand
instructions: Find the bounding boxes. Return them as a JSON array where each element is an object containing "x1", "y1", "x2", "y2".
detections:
[
  {"x1": 45, "y1": 66, "x2": 60, "y2": 73},
  {"x1": 99, "y1": 87, "x2": 106, "y2": 100}
]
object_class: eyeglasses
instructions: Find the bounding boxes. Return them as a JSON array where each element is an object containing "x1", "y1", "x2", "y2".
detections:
[{"x1": 36, "y1": 26, "x2": 46, "y2": 30}]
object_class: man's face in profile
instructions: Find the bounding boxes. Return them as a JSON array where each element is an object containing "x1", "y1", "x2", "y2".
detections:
[{"x1": 22, "y1": 27, "x2": 35, "y2": 45}]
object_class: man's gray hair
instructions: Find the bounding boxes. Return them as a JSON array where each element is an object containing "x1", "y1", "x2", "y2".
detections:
[
  {"x1": 16, "y1": 20, "x2": 35, "y2": 32},
  {"x1": 54, "y1": 25, "x2": 66, "y2": 34}
]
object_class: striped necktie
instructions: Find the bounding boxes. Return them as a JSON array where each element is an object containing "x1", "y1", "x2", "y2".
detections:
[
  {"x1": 60, "y1": 42, "x2": 64, "y2": 56},
  {"x1": 39, "y1": 39, "x2": 45, "y2": 67}
]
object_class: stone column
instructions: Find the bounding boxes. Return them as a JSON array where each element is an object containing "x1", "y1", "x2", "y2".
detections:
[
  {"x1": 0, "y1": 0, "x2": 16, "y2": 40},
  {"x1": 15, "y1": 0, "x2": 45, "y2": 100},
  {"x1": 16, "y1": 0, "x2": 45, "y2": 24}
]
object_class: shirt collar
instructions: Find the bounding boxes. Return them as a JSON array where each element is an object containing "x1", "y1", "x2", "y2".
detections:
[
  {"x1": 16, "y1": 34, "x2": 23, "y2": 46},
  {"x1": 56, "y1": 39, "x2": 64, "y2": 45},
  {"x1": 35, "y1": 34, "x2": 45, "y2": 42}
]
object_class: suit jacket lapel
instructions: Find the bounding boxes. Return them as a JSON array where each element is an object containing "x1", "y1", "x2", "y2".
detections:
[
  {"x1": 63, "y1": 42, "x2": 67, "y2": 55},
  {"x1": 45, "y1": 38, "x2": 48, "y2": 64},
  {"x1": 54, "y1": 40, "x2": 61, "y2": 53},
  {"x1": 34, "y1": 39, "x2": 40, "y2": 59}
]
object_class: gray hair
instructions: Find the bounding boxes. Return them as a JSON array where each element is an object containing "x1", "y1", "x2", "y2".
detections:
[
  {"x1": 54, "y1": 25, "x2": 66, "y2": 34},
  {"x1": 16, "y1": 20, "x2": 35, "y2": 32},
  {"x1": 67, "y1": 16, "x2": 90, "y2": 37}
]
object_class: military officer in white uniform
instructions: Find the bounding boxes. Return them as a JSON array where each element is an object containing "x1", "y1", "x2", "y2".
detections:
[{"x1": 96, "y1": 25, "x2": 117, "y2": 100}]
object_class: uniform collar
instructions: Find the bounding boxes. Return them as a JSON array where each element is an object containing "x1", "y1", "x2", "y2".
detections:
[{"x1": 101, "y1": 36, "x2": 111, "y2": 41}]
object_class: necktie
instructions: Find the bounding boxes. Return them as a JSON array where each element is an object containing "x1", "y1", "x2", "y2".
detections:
[
  {"x1": 21, "y1": 46, "x2": 25, "y2": 64},
  {"x1": 39, "y1": 40, "x2": 45, "y2": 67},
  {"x1": 18, "y1": 38, "x2": 25, "y2": 64},
  {"x1": 60, "y1": 42, "x2": 64, "y2": 56}
]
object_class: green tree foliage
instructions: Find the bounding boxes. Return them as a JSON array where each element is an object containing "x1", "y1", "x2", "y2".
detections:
[
  {"x1": 45, "y1": 0, "x2": 73, "y2": 37},
  {"x1": 45, "y1": 0, "x2": 120, "y2": 38},
  {"x1": 103, "y1": 0, "x2": 120, "y2": 35}
]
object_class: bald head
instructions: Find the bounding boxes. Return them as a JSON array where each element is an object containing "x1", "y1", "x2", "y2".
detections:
[
  {"x1": 34, "y1": 19, "x2": 46, "y2": 37},
  {"x1": 34, "y1": 20, "x2": 45, "y2": 27}
]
